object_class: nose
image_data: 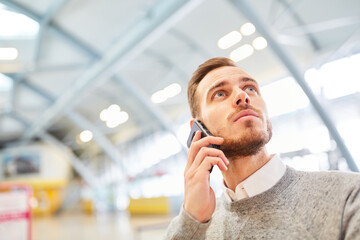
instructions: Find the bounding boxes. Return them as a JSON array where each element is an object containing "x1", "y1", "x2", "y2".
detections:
[{"x1": 232, "y1": 88, "x2": 250, "y2": 108}]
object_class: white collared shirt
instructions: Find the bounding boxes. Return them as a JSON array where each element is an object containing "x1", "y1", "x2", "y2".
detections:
[{"x1": 224, "y1": 155, "x2": 286, "y2": 202}]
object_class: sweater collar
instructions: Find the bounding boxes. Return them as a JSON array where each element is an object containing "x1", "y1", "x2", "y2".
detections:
[{"x1": 222, "y1": 166, "x2": 301, "y2": 213}]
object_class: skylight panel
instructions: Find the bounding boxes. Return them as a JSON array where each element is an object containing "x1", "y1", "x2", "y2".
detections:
[{"x1": 0, "y1": 4, "x2": 39, "y2": 39}]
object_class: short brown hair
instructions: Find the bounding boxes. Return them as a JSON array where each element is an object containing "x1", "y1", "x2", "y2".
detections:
[{"x1": 187, "y1": 57, "x2": 237, "y2": 118}]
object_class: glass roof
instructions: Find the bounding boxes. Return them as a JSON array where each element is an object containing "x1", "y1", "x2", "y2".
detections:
[{"x1": 0, "y1": 3, "x2": 39, "y2": 39}]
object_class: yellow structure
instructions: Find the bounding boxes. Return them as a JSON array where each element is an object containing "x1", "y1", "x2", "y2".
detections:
[
  {"x1": 4, "y1": 179, "x2": 67, "y2": 216},
  {"x1": 127, "y1": 196, "x2": 170, "y2": 215}
]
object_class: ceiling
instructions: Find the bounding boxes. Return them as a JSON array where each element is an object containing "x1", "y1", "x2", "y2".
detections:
[{"x1": 0, "y1": 0, "x2": 360, "y2": 169}]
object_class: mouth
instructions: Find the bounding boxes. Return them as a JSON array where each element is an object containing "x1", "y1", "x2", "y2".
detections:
[{"x1": 232, "y1": 109, "x2": 260, "y2": 122}]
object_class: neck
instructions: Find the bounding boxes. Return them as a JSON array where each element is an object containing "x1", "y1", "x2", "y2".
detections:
[{"x1": 222, "y1": 147, "x2": 271, "y2": 191}]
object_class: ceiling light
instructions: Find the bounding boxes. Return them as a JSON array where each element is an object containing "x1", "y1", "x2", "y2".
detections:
[
  {"x1": 151, "y1": 90, "x2": 167, "y2": 103},
  {"x1": 0, "y1": 48, "x2": 18, "y2": 60},
  {"x1": 229, "y1": 44, "x2": 254, "y2": 62},
  {"x1": 151, "y1": 83, "x2": 182, "y2": 104},
  {"x1": 252, "y1": 37, "x2": 267, "y2": 50},
  {"x1": 100, "y1": 104, "x2": 121, "y2": 121},
  {"x1": 108, "y1": 104, "x2": 120, "y2": 112},
  {"x1": 240, "y1": 22, "x2": 256, "y2": 36},
  {"x1": 217, "y1": 31, "x2": 242, "y2": 50},
  {"x1": 105, "y1": 111, "x2": 129, "y2": 128},
  {"x1": 79, "y1": 130, "x2": 93, "y2": 143},
  {"x1": 106, "y1": 119, "x2": 120, "y2": 128},
  {"x1": 118, "y1": 111, "x2": 129, "y2": 124},
  {"x1": 100, "y1": 109, "x2": 109, "y2": 121},
  {"x1": 164, "y1": 83, "x2": 181, "y2": 98}
]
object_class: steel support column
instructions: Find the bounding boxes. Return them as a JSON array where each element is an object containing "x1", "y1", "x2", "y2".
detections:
[{"x1": 230, "y1": 0, "x2": 358, "y2": 171}]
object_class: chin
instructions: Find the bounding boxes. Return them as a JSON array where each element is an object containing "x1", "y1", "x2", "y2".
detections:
[
  {"x1": 219, "y1": 120, "x2": 272, "y2": 158},
  {"x1": 231, "y1": 121, "x2": 263, "y2": 136}
]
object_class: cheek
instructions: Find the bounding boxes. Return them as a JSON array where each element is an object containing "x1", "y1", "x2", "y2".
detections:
[
  {"x1": 254, "y1": 98, "x2": 268, "y2": 118},
  {"x1": 259, "y1": 111, "x2": 271, "y2": 131},
  {"x1": 202, "y1": 106, "x2": 226, "y2": 129}
]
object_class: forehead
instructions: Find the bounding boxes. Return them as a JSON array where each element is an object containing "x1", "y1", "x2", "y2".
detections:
[{"x1": 197, "y1": 66, "x2": 256, "y2": 95}]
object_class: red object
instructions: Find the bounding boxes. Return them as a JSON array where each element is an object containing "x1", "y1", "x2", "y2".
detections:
[{"x1": 0, "y1": 183, "x2": 32, "y2": 240}]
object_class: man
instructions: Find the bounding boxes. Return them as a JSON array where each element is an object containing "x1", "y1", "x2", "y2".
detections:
[{"x1": 164, "y1": 57, "x2": 360, "y2": 239}]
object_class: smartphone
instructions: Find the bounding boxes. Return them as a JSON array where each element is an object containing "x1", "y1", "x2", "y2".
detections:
[
  {"x1": 186, "y1": 120, "x2": 219, "y2": 148},
  {"x1": 187, "y1": 120, "x2": 220, "y2": 172}
]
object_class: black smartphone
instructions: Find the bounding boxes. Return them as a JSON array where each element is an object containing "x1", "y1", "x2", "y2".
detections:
[
  {"x1": 186, "y1": 120, "x2": 220, "y2": 172},
  {"x1": 187, "y1": 120, "x2": 219, "y2": 148}
]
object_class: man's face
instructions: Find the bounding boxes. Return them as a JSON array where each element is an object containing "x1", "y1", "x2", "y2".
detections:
[{"x1": 196, "y1": 66, "x2": 272, "y2": 158}]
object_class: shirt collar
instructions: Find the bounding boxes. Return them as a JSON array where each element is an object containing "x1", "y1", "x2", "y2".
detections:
[{"x1": 223, "y1": 154, "x2": 286, "y2": 202}]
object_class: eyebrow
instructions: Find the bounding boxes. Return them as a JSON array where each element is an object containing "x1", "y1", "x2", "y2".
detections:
[{"x1": 207, "y1": 77, "x2": 258, "y2": 97}]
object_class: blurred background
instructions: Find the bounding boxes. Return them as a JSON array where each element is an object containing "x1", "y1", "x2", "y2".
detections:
[{"x1": 0, "y1": 0, "x2": 360, "y2": 239}]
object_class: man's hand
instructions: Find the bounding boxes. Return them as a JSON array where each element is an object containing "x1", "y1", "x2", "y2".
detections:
[{"x1": 183, "y1": 131, "x2": 229, "y2": 223}]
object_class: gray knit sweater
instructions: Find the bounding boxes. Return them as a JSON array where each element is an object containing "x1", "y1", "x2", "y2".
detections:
[{"x1": 164, "y1": 167, "x2": 360, "y2": 239}]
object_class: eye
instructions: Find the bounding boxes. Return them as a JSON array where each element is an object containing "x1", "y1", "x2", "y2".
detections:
[
  {"x1": 245, "y1": 86, "x2": 257, "y2": 94},
  {"x1": 214, "y1": 91, "x2": 226, "y2": 98}
]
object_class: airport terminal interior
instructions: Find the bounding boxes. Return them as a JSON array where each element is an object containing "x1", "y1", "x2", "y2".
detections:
[{"x1": 0, "y1": 0, "x2": 360, "y2": 239}]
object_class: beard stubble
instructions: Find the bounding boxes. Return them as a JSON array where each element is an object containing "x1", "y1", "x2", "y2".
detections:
[{"x1": 214, "y1": 112, "x2": 273, "y2": 158}]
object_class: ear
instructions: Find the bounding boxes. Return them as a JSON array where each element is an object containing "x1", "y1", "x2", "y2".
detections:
[{"x1": 190, "y1": 118, "x2": 195, "y2": 128}]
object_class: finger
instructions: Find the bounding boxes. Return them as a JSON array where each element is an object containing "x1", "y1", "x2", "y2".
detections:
[
  {"x1": 192, "y1": 130, "x2": 202, "y2": 143},
  {"x1": 194, "y1": 135, "x2": 224, "y2": 148},
  {"x1": 187, "y1": 147, "x2": 228, "y2": 176},
  {"x1": 197, "y1": 156, "x2": 228, "y2": 172},
  {"x1": 187, "y1": 135, "x2": 224, "y2": 166},
  {"x1": 192, "y1": 147, "x2": 229, "y2": 170}
]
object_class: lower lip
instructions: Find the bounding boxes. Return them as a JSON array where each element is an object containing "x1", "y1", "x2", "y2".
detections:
[{"x1": 234, "y1": 115, "x2": 259, "y2": 122}]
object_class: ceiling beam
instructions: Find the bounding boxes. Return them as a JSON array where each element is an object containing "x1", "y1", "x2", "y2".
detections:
[
  {"x1": 66, "y1": 113, "x2": 126, "y2": 173},
  {"x1": 0, "y1": 72, "x2": 26, "y2": 115},
  {"x1": 0, "y1": 0, "x2": 194, "y2": 176},
  {"x1": 144, "y1": 49, "x2": 189, "y2": 83},
  {"x1": 21, "y1": 80, "x2": 126, "y2": 174},
  {"x1": 34, "y1": 0, "x2": 72, "y2": 62},
  {"x1": 170, "y1": 29, "x2": 212, "y2": 59},
  {"x1": 281, "y1": 16, "x2": 360, "y2": 36},
  {"x1": 313, "y1": 26, "x2": 360, "y2": 70},
  {"x1": 230, "y1": 0, "x2": 359, "y2": 172},
  {"x1": 277, "y1": 0, "x2": 320, "y2": 51},
  {"x1": 0, "y1": 0, "x2": 200, "y2": 152},
  {"x1": 7, "y1": 79, "x2": 17, "y2": 113},
  {"x1": 112, "y1": 75, "x2": 188, "y2": 153},
  {"x1": 0, "y1": 0, "x2": 100, "y2": 59},
  {"x1": 22, "y1": 0, "x2": 202, "y2": 141}
]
